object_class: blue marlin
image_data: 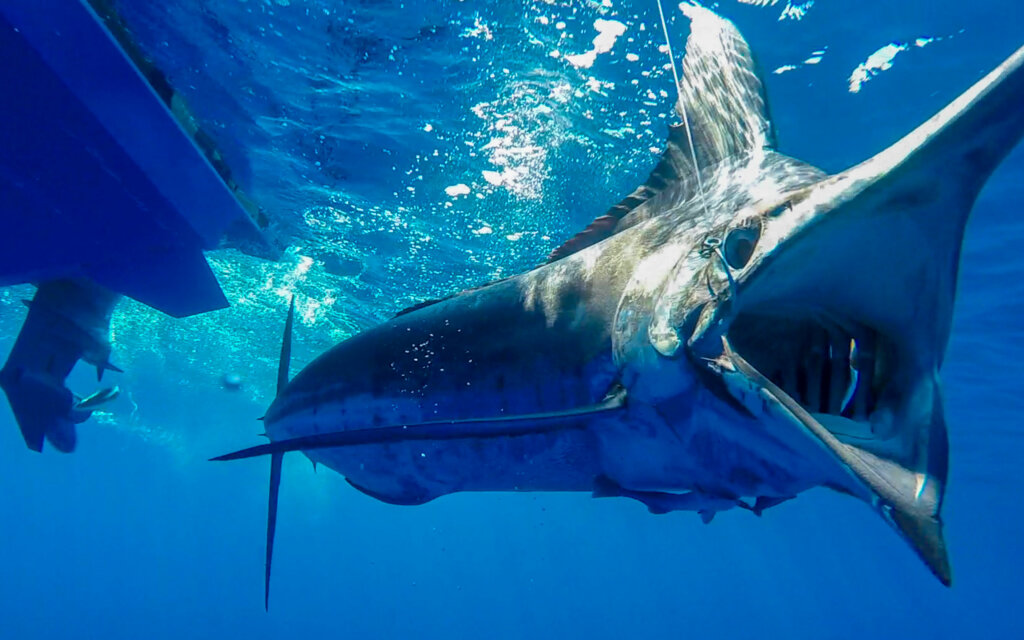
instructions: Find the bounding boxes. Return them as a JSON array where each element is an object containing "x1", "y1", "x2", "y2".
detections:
[{"x1": 216, "y1": 5, "x2": 1024, "y2": 606}]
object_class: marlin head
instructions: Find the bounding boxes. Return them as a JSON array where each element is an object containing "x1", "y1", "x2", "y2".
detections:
[{"x1": 649, "y1": 17, "x2": 1024, "y2": 586}]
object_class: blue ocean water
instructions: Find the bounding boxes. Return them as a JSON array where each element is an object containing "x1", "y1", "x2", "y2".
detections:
[{"x1": 2, "y1": 1, "x2": 1024, "y2": 637}]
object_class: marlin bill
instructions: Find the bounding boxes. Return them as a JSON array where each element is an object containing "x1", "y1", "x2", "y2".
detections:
[{"x1": 215, "y1": 3, "x2": 1024, "y2": 606}]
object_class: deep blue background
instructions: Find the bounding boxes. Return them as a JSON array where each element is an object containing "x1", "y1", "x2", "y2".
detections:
[{"x1": 2, "y1": 1, "x2": 1024, "y2": 638}]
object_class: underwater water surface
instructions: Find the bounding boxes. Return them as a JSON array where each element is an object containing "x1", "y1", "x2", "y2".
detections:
[{"x1": 2, "y1": 1, "x2": 1024, "y2": 638}]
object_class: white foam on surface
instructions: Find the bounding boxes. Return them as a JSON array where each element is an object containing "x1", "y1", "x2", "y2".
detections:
[
  {"x1": 772, "y1": 47, "x2": 827, "y2": 75},
  {"x1": 848, "y1": 36, "x2": 944, "y2": 93},
  {"x1": 565, "y1": 19, "x2": 627, "y2": 69},
  {"x1": 735, "y1": 0, "x2": 814, "y2": 21},
  {"x1": 779, "y1": 1, "x2": 815, "y2": 21}
]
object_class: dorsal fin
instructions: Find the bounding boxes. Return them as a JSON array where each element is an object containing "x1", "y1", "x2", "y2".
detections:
[
  {"x1": 392, "y1": 276, "x2": 514, "y2": 318},
  {"x1": 264, "y1": 296, "x2": 294, "y2": 610},
  {"x1": 212, "y1": 384, "x2": 629, "y2": 462},
  {"x1": 673, "y1": 3, "x2": 775, "y2": 167},
  {"x1": 276, "y1": 297, "x2": 295, "y2": 395},
  {"x1": 547, "y1": 3, "x2": 775, "y2": 263}
]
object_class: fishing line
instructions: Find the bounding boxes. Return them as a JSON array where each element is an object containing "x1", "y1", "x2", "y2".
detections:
[{"x1": 655, "y1": 0, "x2": 710, "y2": 218}]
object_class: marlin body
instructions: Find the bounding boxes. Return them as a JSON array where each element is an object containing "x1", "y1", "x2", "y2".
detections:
[
  {"x1": 267, "y1": 151, "x2": 830, "y2": 504},
  {"x1": 218, "y1": 5, "x2": 1024, "y2": 604}
]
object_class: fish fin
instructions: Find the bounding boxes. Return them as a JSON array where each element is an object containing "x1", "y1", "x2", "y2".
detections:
[
  {"x1": 263, "y1": 297, "x2": 297, "y2": 610},
  {"x1": 674, "y1": 4, "x2": 776, "y2": 168},
  {"x1": 393, "y1": 294, "x2": 463, "y2": 318},
  {"x1": 594, "y1": 480, "x2": 723, "y2": 516},
  {"x1": 591, "y1": 474, "x2": 624, "y2": 499},
  {"x1": 887, "y1": 506, "x2": 949, "y2": 586},
  {"x1": 592, "y1": 478, "x2": 672, "y2": 514},
  {"x1": 213, "y1": 385, "x2": 627, "y2": 462},
  {"x1": 547, "y1": 4, "x2": 774, "y2": 263},
  {"x1": 699, "y1": 510, "x2": 715, "y2": 525},
  {"x1": 751, "y1": 495, "x2": 794, "y2": 516},
  {"x1": 391, "y1": 277, "x2": 514, "y2": 318},
  {"x1": 345, "y1": 478, "x2": 437, "y2": 506},
  {"x1": 836, "y1": 443, "x2": 951, "y2": 587},
  {"x1": 278, "y1": 297, "x2": 295, "y2": 395},
  {"x1": 265, "y1": 452, "x2": 282, "y2": 611}
]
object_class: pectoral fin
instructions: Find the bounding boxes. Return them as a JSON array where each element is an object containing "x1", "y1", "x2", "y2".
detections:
[
  {"x1": 213, "y1": 385, "x2": 627, "y2": 462},
  {"x1": 592, "y1": 474, "x2": 750, "y2": 521}
]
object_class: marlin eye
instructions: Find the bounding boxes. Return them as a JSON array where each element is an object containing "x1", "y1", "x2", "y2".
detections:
[{"x1": 723, "y1": 226, "x2": 760, "y2": 269}]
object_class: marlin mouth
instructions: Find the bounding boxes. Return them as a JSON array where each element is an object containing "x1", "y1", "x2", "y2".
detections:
[
  {"x1": 726, "y1": 309, "x2": 898, "y2": 449},
  {"x1": 711, "y1": 296, "x2": 952, "y2": 586}
]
